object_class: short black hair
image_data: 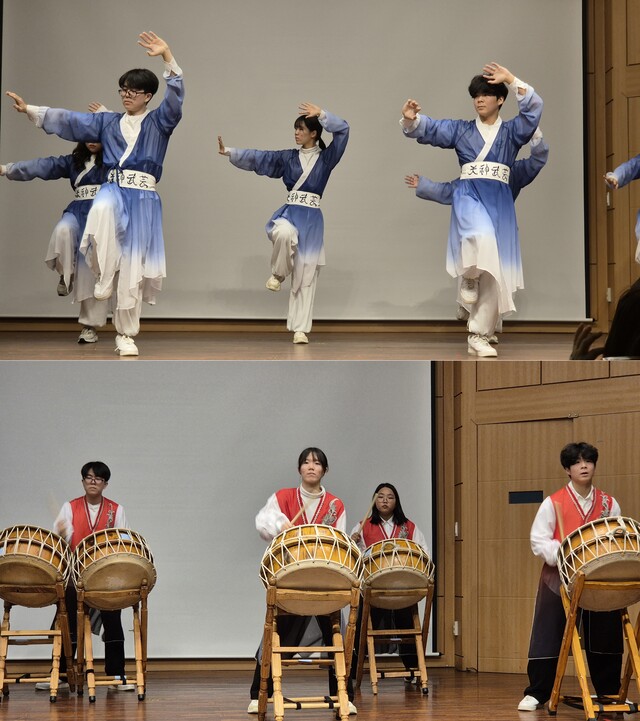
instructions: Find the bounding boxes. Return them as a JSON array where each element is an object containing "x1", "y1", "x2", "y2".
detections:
[
  {"x1": 81, "y1": 461, "x2": 111, "y2": 482},
  {"x1": 560, "y1": 442, "x2": 598, "y2": 470},
  {"x1": 297, "y1": 447, "x2": 328, "y2": 472},
  {"x1": 369, "y1": 482, "x2": 409, "y2": 526},
  {"x1": 119, "y1": 68, "x2": 159, "y2": 96},
  {"x1": 468, "y1": 75, "x2": 508, "y2": 102}
]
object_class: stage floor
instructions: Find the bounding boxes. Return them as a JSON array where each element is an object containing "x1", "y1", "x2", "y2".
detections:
[
  {"x1": 0, "y1": 667, "x2": 619, "y2": 721},
  {"x1": 0, "y1": 330, "x2": 573, "y2": 360}
]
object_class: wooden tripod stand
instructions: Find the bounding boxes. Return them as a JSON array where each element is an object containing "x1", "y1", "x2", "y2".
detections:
[
  {"x1": 354, "y1": 583, "x2": 433, "y2": 695},
  {"x1": 548, "y1": 572, "x2": 640, "y2": 721},
  {"x1": 0, "y1": 576, "x2": 75, "y2": 702},
  {"x1": 75, "y1": 579, "x2": 149, "y2": 702},
  {"x1": 258, "y1": 582, "x2": 360, "y2": 721}
]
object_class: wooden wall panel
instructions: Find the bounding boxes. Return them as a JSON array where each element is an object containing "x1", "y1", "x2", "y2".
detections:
[
  {"x1": 475, "y1": 363, "x2": 540, "y2": 391},
  {"x1": 627, "y1": 0, "x2": 640, "y2": 66},
  {"x1": 478, "y1": 539, "x2": 539, "y2": 599},
  {"x1": 477, "y1": 598, "x2": 533, "y2": 673},
  {"x1": 541, "y1": 361, "x2": 610, "y2": 383}
]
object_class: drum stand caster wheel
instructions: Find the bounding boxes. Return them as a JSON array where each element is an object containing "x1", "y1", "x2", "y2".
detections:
[
  {"x1": 421, "y1": 687, "x2": 429, "y2": 695},
  {"x1": 50, "y1": 695, "x2": 57, "y2": 703},
  {"x1": 138, "y1": 693, "x2": 145, "y2": 701},
  {"x1": 77, "y1": 689, "x2": 83, "y2": 696},
  {"x1": 89, "y1": 695, "x2": 96, "y2": 703}
]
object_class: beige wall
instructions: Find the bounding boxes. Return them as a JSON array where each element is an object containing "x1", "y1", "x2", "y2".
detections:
[{"x1": 435, "y1": 361, "x2": 640, "y2": 672}]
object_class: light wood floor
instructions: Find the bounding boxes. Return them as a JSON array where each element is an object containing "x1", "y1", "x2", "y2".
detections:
[
  {"x1": 0, "y1": 668, "x2": 609, "y2": 721},
  {"x1": 0, "y1": 331, "x2": 573, "y2": 360}
]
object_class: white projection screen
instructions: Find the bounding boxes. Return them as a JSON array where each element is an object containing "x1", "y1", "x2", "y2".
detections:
[
  {"x1": 0, "y1": 361, "x2": 434, "y2": 658},
  {"x1": 0, "y1": 0, "x2": 585, "y2": 322}
]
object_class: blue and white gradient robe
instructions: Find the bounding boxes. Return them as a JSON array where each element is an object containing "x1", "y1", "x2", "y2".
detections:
[
  {"x1": 229, "y1": 111, "x2": 349, "y2": 293},
  {"x1": 31, "y1": 69, "x2": 183, "y2": 311},
  {"x1": 608, "y1": 154, "x2": 640, "y2": 263},
  {"x1": 403, "y1": 84, "x2": 543, "y2": 317},
  {"x1": 2, "y1": 153, "x2": 108, "y2": 301}
]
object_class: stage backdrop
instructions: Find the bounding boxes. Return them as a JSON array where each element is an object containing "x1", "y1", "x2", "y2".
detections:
[
  {"x1": 0, "y1": 361, "x2": 433, "y2": 658},
  {"x1": 0, "y1": 0, "x2": 584, "y2": 322}
]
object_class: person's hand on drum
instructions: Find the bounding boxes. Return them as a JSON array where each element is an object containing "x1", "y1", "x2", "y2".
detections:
[
  {"x1": 351, "y1": 530, "x2": 362, "y2": 543},
  {"x1": 281, "y1": 520, "x2": 294, "y2": 532},
  {"x1": 54, "y1": 519, "x2": 72, "y2": 539}
]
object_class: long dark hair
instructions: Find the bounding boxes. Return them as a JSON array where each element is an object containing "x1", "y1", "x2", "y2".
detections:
[
  {"x1": 72, "y1": 142, "x2": 103, "y2": 172},
  {"x1": 369, "y1": 482, "x2": 409, "y2": 526},
  {"x1": 294, "y1": 115, "x2": 326, "y2": 150}
]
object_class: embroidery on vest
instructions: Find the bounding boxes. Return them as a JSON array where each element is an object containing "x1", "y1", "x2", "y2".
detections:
[
  {"x1": 398, "y1": 523, "x2": 409, "y2": 539},
  {"x1": 601, "y1": 494, "x2": 611, "y2": 518},
  {"x1": 321, "y1": 499, "x2": 338, "y2": 526},
  {"x1": 106, "y1": 503, "x2": 115, "y2": 528}
]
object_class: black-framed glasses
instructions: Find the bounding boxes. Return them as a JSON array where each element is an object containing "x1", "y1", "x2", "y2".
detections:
[
  {"x1": 118, "y1": 88, "x2": 147, "y2": 99},
  {"x1": 83, "y1": 475, "x2": 105, "y2": 484}
]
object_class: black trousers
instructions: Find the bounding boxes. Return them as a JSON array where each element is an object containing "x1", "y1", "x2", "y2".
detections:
[
  {"x1": 250, "y1": 614, "x2": 354, "y2": 701},
  {"x1": 58, "y1": 585, "x2": 126, "y2": 677}
]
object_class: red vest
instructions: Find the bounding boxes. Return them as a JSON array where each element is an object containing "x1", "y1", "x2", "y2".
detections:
[
  {"x1": 275, "y1": 487, "x2": 344, "y2": 527},
  {"x1": 550, "y1": 485, "x2": 614, "y2": 542},
  {"x1": 361, "y1": 517, "x2": 417, "y2": 546},
  {"x1": 69, "y1": 495, "x2": 120, "y2": 550}
]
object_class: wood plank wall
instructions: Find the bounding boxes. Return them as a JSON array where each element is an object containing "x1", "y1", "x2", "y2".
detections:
[{"x1": 435, "y1": 361, "x2": 640, "y2": 673}]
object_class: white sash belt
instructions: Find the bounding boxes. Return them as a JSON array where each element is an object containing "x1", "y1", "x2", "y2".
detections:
[
  {"x1": 74, "y1": 184, "x2": 101, "y2": 200},
  {"x1": 107, "y1": 168, "x2": 157, "y2": 191},
  {"x1": 460, "y1": 161, "x2": 510, "y2": 185},
  {"x1": 286, "y1": 190, "x2": 321, "y2": 208}
]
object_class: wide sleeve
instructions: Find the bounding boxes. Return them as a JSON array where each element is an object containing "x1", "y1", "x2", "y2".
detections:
[
  {"x1": 350, "y1": 522, "x2": 367, "y2": 553},
  {"x1": 530, "y1": 497, "x2": 561, "y2": 567},
  {"x1": 411, "y1": 524, "x2": 431, "y2": 556},
  {"x1": 317, "y1": 110, "x2": 349, "y2": 170},
  {"x1": 229, "y1": 148, "x2": 287, "y2": 179},
  {"x1": 41, "y1": 108, "x2": 113, "y2": 144},
  {"x1": 255, "y1": 492, "x2": 289, "y2": 542},
  {"x1": 403, "y1": 114, "x2": 463, "y2": 150},
  {"x1": 610, "y1": 154, "x2": 640, "y2": 189},
  {"x1": 507, "y1": 85, "x2": 544, "y2": 148},
  {"x1": 116, "y1": 505, "x2": 128, "y2": 528},
  {"x1": 3, "y1": 154, "x2": 72, "y2": 182},
  {"x1": 415, "y1": 176, "x2": 455, "y2": 205},
  {"x1": 53, "y1": 502, "x2": 73, "y2": 544},
  {"x1": 153, "y1": 73, "x2": 184, "y2": 135},
  {"x1": 511, "y1": 138, "x2": 549, "y2": 196}
]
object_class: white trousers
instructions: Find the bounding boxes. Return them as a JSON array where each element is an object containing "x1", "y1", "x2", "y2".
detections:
[
  {"x1": 77, "y1": 297, "x2": 109, "y2": 329},
  {"x1": 45, "y1": 213, "x2": 78, "y2": 289},
  {"x1": 81, "y1": 193, "x2": 122, "y2": 295},
  {"x1": 466, "y1": 271, "x2": 500, "y2": 337},
  {"x1": 269, "y1": 219, "x2": 319, "y2": 334}
]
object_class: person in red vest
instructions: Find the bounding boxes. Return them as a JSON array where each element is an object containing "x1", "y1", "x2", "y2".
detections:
[
  {"x1": 248, "y1": 447, "x2": 355, "y2": 714},
  {"x1": 518, "y1": 442, "x2": 623, "y2": 711},
  {"x1": 350, "y1": 483, "x2": 429, "y2": 679},
  {"x1": 36, "y1": 461, "x2": 133, "y2": 692}
]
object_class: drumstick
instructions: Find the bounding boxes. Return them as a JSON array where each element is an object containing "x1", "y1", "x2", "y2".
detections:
[
  {"x1": 289, "y1": 495, "x2": 318, "y2": 526},
  {"x1": 355, "y1": 496, "x2": 378, "y2": 536},
  {"x1": 553, "y1": 501, "x2": 566, "y2": 540}
]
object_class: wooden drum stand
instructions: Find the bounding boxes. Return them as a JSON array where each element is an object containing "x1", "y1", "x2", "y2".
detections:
[
  {"x1": 0, "y1": 576, "x2": 75, "y2": 702},
  {"x1": 548, "y1": 572, "x2": 640, "y2": 721},
  {"x1": 75, "y1": 579, "x2": 149, "y2": 702},
  {"x1": 354, "y1": 584, "x2": 433, "y2": 695},
  {"x1": 257, "y1": 582, "x2": 361, "y2": 721}
]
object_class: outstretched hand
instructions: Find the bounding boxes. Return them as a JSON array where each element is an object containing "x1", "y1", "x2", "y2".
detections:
[
  {"x1": 138, "y1": 31, "x2": 171, "y2": 60},
  {"x1": 217, "y1": 135, "x2": 227, "y2": 155},
  {"x1": 482, "y1": 62, "x2": 515, "y2": 86},
  {"x1": 299, "y1": 102, "x2": 321, "y2": 118},
  {"x1": 570, "y1": 322, "x2": 605, "y2": 360},
  {"x1": 6, "y1": 91, "x2": 27, "y2": 113},
  {"x1": 88, "y1": 102, "x2": 105, "y2": 113},
  {"x1": 604, "y1": 173, "x2": 619, "y2": 190},
  {"x1": 405, "y1": 174, "x2": 419, "y2": 189},
  {"x1": 402, "y1": 99, "x2": 421, "y2": 121}
]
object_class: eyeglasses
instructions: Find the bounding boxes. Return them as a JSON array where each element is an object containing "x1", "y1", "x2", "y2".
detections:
[
  {"x1": 118, "y1": 88, "x2": 147, "y2": 99},
  {"x1": 83, "y1": 475, "x2": 105, "y2": 484}
]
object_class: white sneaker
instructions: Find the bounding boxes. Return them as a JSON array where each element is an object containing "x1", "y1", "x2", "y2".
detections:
[
  {"x1": 57, "y1": 274, "x2": 72, "y2": 296},
  {"x1": 348, "y1": 701, "x2": 357, "y2": 714},
  {"x1": 456, "y1": 304, "x2": 470, "y2": 321},
  {"x1": 517, "y1": 695, "x2": 542, "y2": 711},
  {"x1": 247, "y1": 699, "x2": 259, "y2": 713},
  {"x1": 115, "y1": 334, "x2": 139, "y2": 357},
  {"x1": 110, "y1": 683, "x2": 136, "y2": 691},
  {"x1": 467, "y1": 334, "x2": 498, "y2": 357},
  {"x1": 266, "y1": 275, "x2": 282, "y2": 291},
  {"x1": 94, "y1": 275, "x2": 114, "y2": 300},
  {"x1": 78, "y1": 326, "x2": 98, "y2": 344},
  {"x1": 35, "y1": 681, "x2": 69, "y2": 691},
  {"x1": 460, "y1": 278, "x2": 479, "y2": 304},
  {"x1": 293, "y1": 332, "x2": 309, "y2": 344},
  {"x1": 488, "y1": 334, "x2": 499, "y2": 345}
]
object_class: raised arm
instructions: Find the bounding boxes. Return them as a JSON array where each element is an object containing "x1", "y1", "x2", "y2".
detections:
[
  {"x1": 301, "y1": 102, "x2": 349, "y2": 169},
  {"x1": 400, "y1": 97, "x2": 463, "y2": 149},
  {"x1": 605, "y1": 154, "x2": 640, "y2": 191},
  {"x1": 139, "y1": 32, "x2": 184, "y2": 133},
  {"x1": 488, "y1": 62, "x2": 543, "y2": 147}
]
